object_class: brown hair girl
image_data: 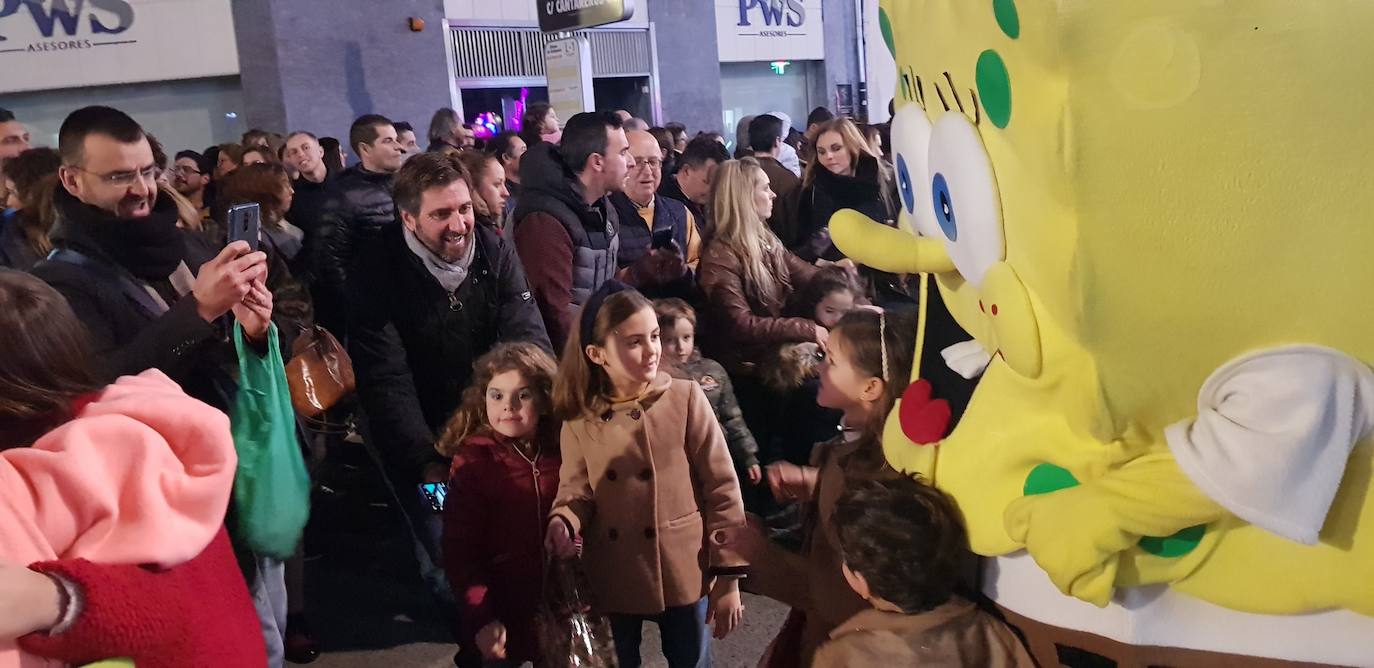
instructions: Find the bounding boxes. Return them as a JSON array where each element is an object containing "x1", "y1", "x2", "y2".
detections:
[
  {"x1": 436, "y1": 341, "x2": 558, "y2": 456},
  {"x1": 552, "y1": 289, "x2": 655, "y2": 420},
  {"x1": 0, "y1": 270, "x2": 101, "y2": 446},
  {"x1": 218, "y1": 162, "x2": 293, "y2": 228},
  {"x1": 829, "y1": 308, "x2": 918, "y2": 471}
]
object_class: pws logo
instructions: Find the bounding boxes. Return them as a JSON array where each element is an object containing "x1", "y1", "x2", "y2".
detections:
[
  {"x1": 737, "y1": 0, "x2": 805, "y2": 30},
  {"x1": 0, "y1": 0, "x2": 136, "y2": 54}
]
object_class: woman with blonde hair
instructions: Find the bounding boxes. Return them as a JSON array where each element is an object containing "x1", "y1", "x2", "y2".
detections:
[
  {"x1": 698, "y1": 159, "x2": 826, "y2": 465},
  {"x1": 793, "y1": 118, "x2": 897, "y2": 263}
]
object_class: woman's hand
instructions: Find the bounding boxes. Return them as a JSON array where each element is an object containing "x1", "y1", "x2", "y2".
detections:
[
  {"x1": 706, "y1": 578, "x2": 744, "y2": 639},
  {"x1": 475, "y1": 621, "x2": 508, "y2": 660},
  {"x1": 0, "y1": 562, "x2": 63, "y2": 639},
  {"x1": 231, "y1": 278, "x2": 274, "y2": 343},
  {"x1": 544, "y1": 519, "x2": 578, "y2": 559},
  {"x1": 766, "y1": 461, "x2": 819, "y2": 503},
  {"x1": 813, "y1": 325, "x2": 829, "y2": 347}
]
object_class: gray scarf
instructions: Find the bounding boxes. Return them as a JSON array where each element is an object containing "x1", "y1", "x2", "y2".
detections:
[{"x1": 403, "y1": 226, "x2": 476, "y2": 294}]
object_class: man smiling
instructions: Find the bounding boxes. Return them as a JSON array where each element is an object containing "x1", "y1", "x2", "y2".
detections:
[{"x1": 348, "y1": 151, "x2": 549, "y2": 496}]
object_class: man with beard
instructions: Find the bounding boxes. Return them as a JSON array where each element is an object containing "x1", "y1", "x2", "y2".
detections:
[
  {"x1": 348, "y1": 150, "x2": 549, "y2": 497},
  {"x1": 170, "y1": 150, "x2": 213, "y2": 219},
  {"x1": 512, "y1": 111, "x2": 634, "y2": 351},
  {"x1": 34, "y1": 106, "x2": 272, "y2": 403}
]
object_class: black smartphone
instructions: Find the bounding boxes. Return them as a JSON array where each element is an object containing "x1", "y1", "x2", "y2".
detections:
[
  {"x1": 226, "y1": 203, "x2": 261, "y2": 251},
  {"x1": 419, "y1": 482, "x2": 448, "y2": 512},
  {"x1": 650, "y1": 227, "x2": 674, "y2": 250}
]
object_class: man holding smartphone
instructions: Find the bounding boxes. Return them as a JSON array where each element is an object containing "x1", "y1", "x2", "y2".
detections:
[
  {"x1": 35, "y1": 106, "x2": 273, "y2": 409},
  {"x1": 609, "y1": 129, "x2": 698, "y2": 300}
]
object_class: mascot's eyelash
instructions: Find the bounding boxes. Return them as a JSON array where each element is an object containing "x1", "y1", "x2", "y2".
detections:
[
  {"x1": 944, "y1": 72, "x2": 966, "y2": 113},
  {"x1": 970, "y1": 89, "x2": 981, "y2": 125},
  {"x1": 933, "y1": 79, "x2": 951, "y2": 112}
]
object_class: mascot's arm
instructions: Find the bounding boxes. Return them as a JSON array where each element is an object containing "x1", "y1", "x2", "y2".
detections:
[
  {"x1": 1004, "y1": 453, "x2": 1226, "y2": 607},
  {"x1": 1165, "y1": 346, "x2": 1373, "y2": 545}
]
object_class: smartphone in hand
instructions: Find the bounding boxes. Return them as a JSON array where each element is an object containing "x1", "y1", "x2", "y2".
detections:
[
  {"x1": 650, "y1": 227, "x2": 674, "y2": 251},
  {"x1": 419, "y1": 482, "x2": 448, "y2": 512},
  {"x1": 226, "y1": 203, "x2": 262, "y2": 252}
]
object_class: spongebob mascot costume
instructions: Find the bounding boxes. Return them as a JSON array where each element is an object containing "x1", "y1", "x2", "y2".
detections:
[{"x1": 834, "y1": 1, "x2": 1374, "y2": 664}]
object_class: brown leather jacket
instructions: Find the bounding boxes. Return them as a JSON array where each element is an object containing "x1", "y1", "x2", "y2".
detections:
[{"x1": 697, "y1": 238, "x2": 820, "y2": 377}]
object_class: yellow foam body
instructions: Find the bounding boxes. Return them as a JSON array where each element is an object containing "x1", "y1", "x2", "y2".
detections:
[{"x1": 846, "y1": 0, "x2": 1374, "y2": 617}]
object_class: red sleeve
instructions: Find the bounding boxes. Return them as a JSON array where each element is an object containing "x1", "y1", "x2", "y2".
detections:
[
  {"x1": 443, "y1": 450, "x2": 496, "y2": 638},
  {"x1": 514, "y1": 213, "x2": 575, "y2": 352},
  {"x1": 19, "y1": 529, "x2": 265, "y2": 668}
]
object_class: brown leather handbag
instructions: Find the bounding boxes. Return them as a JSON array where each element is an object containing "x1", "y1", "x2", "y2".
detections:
[{"x1": 284, "y1": 325, "x2": 355, "y2": 418}]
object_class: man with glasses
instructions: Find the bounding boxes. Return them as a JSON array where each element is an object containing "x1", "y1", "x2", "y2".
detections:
[
  {"x1": 171, "y1": 150, "x2": 213, "y2": 218},
  {"x1": 610, "y1": 130, "x2": 697, "y2": 296},
  {"x1": 35, "y1": 106, "x2": 273, "y2": 381},
  {"x1": 0, "y1": 107, "x2": 31, "y2": 171}
]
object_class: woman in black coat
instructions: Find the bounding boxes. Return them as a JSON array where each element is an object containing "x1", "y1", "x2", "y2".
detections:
[{"x1": 789, "y1": 118, "x2": 898, "y2": 263}]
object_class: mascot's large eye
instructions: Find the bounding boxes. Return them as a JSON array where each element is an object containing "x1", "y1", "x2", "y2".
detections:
[
  {"x1": 927, "y1": 112, "x2": 1004, "y2": 287},
  {"x1": 889, "y1": 103, "x2": 940, "y2": 239}
]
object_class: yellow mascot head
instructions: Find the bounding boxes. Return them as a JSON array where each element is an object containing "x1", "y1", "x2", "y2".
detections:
[{"x1": 836, "y1": 0, "x2": 1374, "y2": 651}]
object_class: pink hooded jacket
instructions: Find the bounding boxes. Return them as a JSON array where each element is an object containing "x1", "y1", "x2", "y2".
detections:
[{"x1": 0, "y1": 370, "x2": 238, "y2": 668}]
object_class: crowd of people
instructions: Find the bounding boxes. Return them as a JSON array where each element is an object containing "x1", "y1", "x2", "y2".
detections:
[{"x1": 0, "y1": 101, "x2": 1034, "y2": 667}]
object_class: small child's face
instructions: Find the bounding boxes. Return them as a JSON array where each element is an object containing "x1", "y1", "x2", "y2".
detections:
[
  {"x1": 661, "y1": 318, "x2": 696, "y2": 365},
  {"x1": 485, "y1": 370, "x2": 540, "y2": 440},
  {"x1": 815, "y1": 289, "x2": 856, "y2": 329}
]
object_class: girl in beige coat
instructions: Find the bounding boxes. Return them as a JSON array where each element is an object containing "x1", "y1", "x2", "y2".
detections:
[{"x1": 545, "y1": 281, "x2": 748, "y2": 668}]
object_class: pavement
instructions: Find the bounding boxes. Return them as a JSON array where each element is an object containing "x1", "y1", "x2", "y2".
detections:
[{"x1": 300, "y1": 439, "x2": 788, "y2": 668}]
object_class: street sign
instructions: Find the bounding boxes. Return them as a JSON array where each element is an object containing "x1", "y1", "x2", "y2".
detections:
[
  {"x1": 538, "y1": 0, "x2": 635, "y2": 33},
  {"x1": 546, "y1": 35, "x2": 595, "y2": 121}
]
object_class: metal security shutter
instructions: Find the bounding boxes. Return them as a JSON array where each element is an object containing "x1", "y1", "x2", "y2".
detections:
[{"x1": 450, "y1": 27, "x2": 651, "y2": 83}]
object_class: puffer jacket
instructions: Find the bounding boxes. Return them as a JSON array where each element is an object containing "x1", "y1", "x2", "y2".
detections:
[
  {"x1": 313, "y1": 165, "x2": 396, "y2": 330},
  {"x1": 512, "y1": 142, "x2": 619, "y2": 351},
  {"x1": 697, "y1": 238, "x2": 820, "y2": 377}
]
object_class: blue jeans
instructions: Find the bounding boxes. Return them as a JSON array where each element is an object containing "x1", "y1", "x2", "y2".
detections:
[{"x1": 608, "y1": 598, "x2": 711, "y2": 668}]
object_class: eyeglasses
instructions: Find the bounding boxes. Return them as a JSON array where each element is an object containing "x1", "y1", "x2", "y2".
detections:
[
  {"x1": 68, "y1": 164, "x2": 160, "y2": 187},
  {"x1": 630, "y1": 156, "x2": 663, "y2": 171},
  {"x1": 170, "y1": 165, "x2": 202, "y2": 177}
]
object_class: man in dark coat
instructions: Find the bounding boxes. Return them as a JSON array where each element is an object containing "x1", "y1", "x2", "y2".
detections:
[
  {"x1": 283, "y1": 132, "x2": 332, "y2": 276},
  {"x1": 348, "y1": 151, "x2": 550, "y2": 490},
  {"x1": 511, "y1": 111, "x2": 632, "y2": 352},
  {"x1": 749, "y1": 114, "x2": 803, "y2": 245},
  {"x1": 658, "y1": 135, "x2": 729, "y2": 232},
  {"x1": 32, "y1": 106, "x2": 272, "y2": 411},
  {"x1": 314, "y1": 114, "x2": 404, "y2": 334}
]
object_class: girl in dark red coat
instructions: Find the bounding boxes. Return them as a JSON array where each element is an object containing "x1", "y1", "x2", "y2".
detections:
[{"x1": 439, "y1": 342, "x2": 561, "y2": 667}]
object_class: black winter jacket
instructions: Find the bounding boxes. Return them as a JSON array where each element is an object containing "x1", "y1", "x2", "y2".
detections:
[
  {"x1": 315, "y1": 166, "x2": 396, "y2": 331},
  {"x1": 347, "y1": 224, "x2": 551, "y2": 482},
  {"x1": 32, "y1": 193, "x2": 234, "y2": 411},
  {"x1": 287, "y1": 173, "x2": 333, "y2": 281},
  {"x1": 792, "y1": 155, "x2": 898, "y2": 262}
]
